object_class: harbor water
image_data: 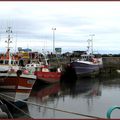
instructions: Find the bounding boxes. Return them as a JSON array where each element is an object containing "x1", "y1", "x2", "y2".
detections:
[{"x1": 1, "y1": 73, "x2": 120, "y2": 119}]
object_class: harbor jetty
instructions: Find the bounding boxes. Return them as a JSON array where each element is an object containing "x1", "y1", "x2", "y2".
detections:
[
  {"x1": 101, "y1": 57, "x2": 120, "y2": 74},
  {"x1": 49, "y1": 56, "x2": 120, "y2": 75}
]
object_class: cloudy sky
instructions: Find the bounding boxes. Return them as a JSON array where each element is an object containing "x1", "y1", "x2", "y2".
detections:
[{"x1": 0, "y1": 1, "x2": 120, "y2": 54}]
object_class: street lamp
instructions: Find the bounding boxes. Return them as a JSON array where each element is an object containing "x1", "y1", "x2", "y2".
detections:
[
  {"x1": 52, "y1": 27, "x2": 56, "y2": 53},
  {"x1": 89, "y1": 34, "x2": 95, "y2": 54}
]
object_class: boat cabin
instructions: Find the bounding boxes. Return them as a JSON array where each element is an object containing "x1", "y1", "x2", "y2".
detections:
[
  {"x1": 81, "y1": 54, "x2": 94, "y2": 61},
  {"x1": 25, "y1": 63, "x2": 41, "y2": 68}
]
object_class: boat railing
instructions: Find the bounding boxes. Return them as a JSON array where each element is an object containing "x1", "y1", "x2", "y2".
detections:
[{"x1": 106, "y1": 106, "x2": 120, "y2": 119}]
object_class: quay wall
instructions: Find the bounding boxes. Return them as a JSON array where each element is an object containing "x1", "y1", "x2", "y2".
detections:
[
  {"x1": 102, "y1": 57, "x2": 120, "y2": 68},
  {"x1": 99, "y1": 57, "x2": 120, "y2": 74},
  {"x1": 49, "y1": 57, "x2": 120, "y2": 72}
]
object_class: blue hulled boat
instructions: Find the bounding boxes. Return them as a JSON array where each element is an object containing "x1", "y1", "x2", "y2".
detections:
[{"x1": 70, "y1": 53, "x2": 103, "y2": 76}]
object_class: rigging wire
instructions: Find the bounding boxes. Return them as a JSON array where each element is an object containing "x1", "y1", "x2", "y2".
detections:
[
  {"x1": 0, "y1": 93, "x2": 32, "y2": 118},
  {"x1": 0, "y1": 92, "x2": 105, "y2": 119}
]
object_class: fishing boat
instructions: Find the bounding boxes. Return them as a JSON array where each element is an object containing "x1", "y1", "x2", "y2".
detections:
[
  {"x1": 0, "y1": 27, "x2": 36, "y2": 90},
  {"x1": 70, "y1": 39, "x2": 103, "y2": 77},
  {"x1": 24, "y1": 55, "x2": 49, "y2": 75},
  {"x1": 70, "y1": 54, "x2": 103, "y2": 76},
  {"x1": 34, "y1": 65, "x2": 61, "y2": 84}
]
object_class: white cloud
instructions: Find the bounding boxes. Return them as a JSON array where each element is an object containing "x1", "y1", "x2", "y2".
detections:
[{"x1": 0, "y1": 1, "x2": 120, "y2": 53}]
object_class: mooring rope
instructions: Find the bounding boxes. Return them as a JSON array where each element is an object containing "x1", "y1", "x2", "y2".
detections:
[
  {"x1": 0, "y1": 93, "x2": 32, "y2": 118},
  {"x1": 0, "y1": 92, "x2": 105, "y2": 119}
]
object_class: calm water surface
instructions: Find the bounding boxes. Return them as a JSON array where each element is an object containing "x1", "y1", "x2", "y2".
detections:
[{"x1": 1, "y1": 74, "x2": 120, "y2": 119}]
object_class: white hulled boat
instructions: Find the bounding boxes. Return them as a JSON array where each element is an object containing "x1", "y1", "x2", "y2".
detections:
[{"x1": 0, "y1": 27, "x2": 36, "y2": 90}]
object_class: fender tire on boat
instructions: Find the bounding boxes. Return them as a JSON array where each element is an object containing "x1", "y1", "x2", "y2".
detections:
[{"x1": 16, "y1": 70, "x2": 22, "y2": 77}]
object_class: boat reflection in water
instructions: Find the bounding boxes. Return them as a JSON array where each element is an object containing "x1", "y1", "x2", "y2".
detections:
[
  {"x1": 28, "y1": 78, "x2": 101, "y2": 119},
  {"x1": 60, "y1": 78, "x2": 101, "y2": 98},
  {"x1": 28, "y1": 83, "x2": 61, "y2": 118},
  {"x1": 0, "y1": 89, "x2": 31, "y2": 118}
]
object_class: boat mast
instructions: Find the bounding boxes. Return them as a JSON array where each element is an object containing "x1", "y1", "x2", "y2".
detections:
[
  {"x1": 87, "y1": 39, "x2": 91, "y2": 54},
  {"x1": 5, "y1": 27, "x2": 12, "y2": 65},
  {"x1": 89, "y1": 34, "x2": 95, "y2": 54},
  {"x1": 87, "y1": 34, "x2": 95, "y2": 55}
]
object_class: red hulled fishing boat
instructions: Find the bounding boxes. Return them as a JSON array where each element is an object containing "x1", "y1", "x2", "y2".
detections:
[{"x1": 34, "y1": 65, "x2": 61, "y2": 84}]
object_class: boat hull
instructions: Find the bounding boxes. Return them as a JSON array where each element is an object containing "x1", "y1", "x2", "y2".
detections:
[
  {"x1": 70, "y1": 61, "x2": 103, "y2": 76},
  {"x1": 35, "y1": 71, "x2": 61, "y2": 84},
  {"x1": 0, "y1": 73, "x2": 36, "y2": 90}
]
